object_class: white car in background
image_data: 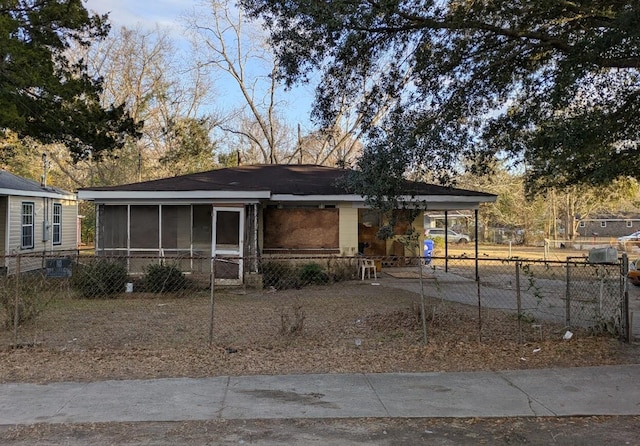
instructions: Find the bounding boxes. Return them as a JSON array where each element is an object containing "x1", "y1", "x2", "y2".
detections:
[
  {"x1": 617, "y1": 231, "x2": 640, "y2": 250},
  {"x1": 425, "y1": 228, "x2": 471, "y2": 244}
]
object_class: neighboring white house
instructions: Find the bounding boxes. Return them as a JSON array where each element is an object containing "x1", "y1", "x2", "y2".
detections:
[{"x1": 0, "y1": 169, "x2": 78, "y2": 275}]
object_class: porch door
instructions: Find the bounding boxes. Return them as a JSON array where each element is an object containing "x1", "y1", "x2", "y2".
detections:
[{"x1": 212, "y1": 207, "x2": 244, "y2": 282}]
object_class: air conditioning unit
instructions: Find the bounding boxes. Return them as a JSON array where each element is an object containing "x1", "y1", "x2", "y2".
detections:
[{"x1": 588, "y1": 247, "x2": 618, "y2": 264}]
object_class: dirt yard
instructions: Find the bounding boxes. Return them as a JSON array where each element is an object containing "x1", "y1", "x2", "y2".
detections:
[
  {"x1": 1, "y1": 279, "x2": 639, "y2": 445},
  {"x1": 1, "y1": 281, "x2": 638, "y2": 383}
]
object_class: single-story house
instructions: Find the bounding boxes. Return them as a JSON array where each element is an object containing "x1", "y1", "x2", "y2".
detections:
[
  {"x1": 77, "y1": 164, "x2": 497, "y2": 284},
  {"x1": 1, "y1": 169, "x2": 78, "y2": 275},
  {"x1": 576, "y1": 214, "x2": 640, "y2": 239}
]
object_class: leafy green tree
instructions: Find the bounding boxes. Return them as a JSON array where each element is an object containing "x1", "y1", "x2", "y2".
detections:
[
  {"x1": 242, "y1": 0, "x2": 640, "y2": 194},
  {"x1": 159, "y1": 117, "x2": 217, "y2": 175},
  {"x1": 0, "y1": 0, "x2": 139, "y2": 160}
]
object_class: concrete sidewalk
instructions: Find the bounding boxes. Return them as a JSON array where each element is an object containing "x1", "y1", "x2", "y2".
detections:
[{"x1": 1, "y1": 365, "x2": 639, "y2": 425}]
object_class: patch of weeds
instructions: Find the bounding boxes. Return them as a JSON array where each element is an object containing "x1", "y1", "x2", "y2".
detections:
[
  {"x1": 279, "y1": 300, "x2": 306, "y2": 337},
  {"x1": 0, "y1": 273, "x2": 51, "y2": 329}
]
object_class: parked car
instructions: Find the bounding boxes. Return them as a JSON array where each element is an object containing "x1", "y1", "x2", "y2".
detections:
[
  {"x1": 628, "y1": 258, "x2": 640, "y2": 286},
  {"x1": 617, "y1": 231, "x2": 640, "y2": 250},
  {"x1": 425, "y1": 228, "x2": 471, "y2": 244}
]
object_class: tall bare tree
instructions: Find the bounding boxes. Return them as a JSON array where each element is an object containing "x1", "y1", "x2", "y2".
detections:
[
  {"x1": 186, "y1": 1, "x2": 293, "y2": 164},
  {"x1": 69, "y1": 25, "x2": 217, "y2": 185}
]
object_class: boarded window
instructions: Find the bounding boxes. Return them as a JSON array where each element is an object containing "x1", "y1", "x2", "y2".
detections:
[{"x1": 263, "y1": 208, "x2": 339, "y2": 249}]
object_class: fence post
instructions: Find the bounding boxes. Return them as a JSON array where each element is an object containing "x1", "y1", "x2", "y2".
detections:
[
  {"x1": 565, "y1": 258, "x2": 571, "y2": 327},
  {"x1": 417, "y1": 257, "x2": 428, "y2": 344},
  {"x1": 13, "y1": 254, "x2": 21, "y2": 346},
  {"x1": 477, "y1": 277, "x2": 482, "y2": 342},
  {"x1": 208, "y1": 257, "x2": 216, "y2": 347},
  {"x1": 516, "y1": 260, "x2": 522, "y2": 344},
  {"x1": 621, "y1": 254, "x2": 630, "y2": 342}
]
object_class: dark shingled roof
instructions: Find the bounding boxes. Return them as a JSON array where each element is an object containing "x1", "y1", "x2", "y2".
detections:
[
  {"x1": 79, "y1": 164, "x2": 495, "y2": 198},
  {"x1": 0, "y1": 169, "x2": 72, "y2": 196}
]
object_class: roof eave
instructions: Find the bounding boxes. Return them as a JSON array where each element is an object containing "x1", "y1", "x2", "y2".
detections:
[
  {"x1": 77, "y1": 190, "x2": 272, "y2": 201},
  {"x1": 0, "y1": 188, "x2": 76, "y2": 200}
]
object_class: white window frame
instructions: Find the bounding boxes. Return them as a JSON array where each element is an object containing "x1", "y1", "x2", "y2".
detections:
[
  {"x1": 579, "y1": 221, "x2": 586, "y2": 228},
  {"x1": 600, "y1": 221, "x2": 607, "y2": 228},
  {"x1": 21, "y1": 202, "x2": 34, "y2": 249},
  {"x1": 626, "y1": 221, "x2": 633, "y2": 228},
  {"x1": 53, "y1": 203, "x2": 62, "y2": 245}
]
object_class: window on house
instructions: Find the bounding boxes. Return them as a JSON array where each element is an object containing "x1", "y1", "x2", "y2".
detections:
[
  {"x1": 600, "y1": 221, "x2": 606, "y2": 228},
  {"x1": 53, "y1": 203, "x2": 62, "y2": 245},
  {"x1": 579, "y1": 221, "x2": 586, "y2": 228},
  {"x1": 21, "y1": 202, "x2": 34, "y2": 249},
  {"x1": 627, "y1": 221, "x2": 633, "y2": 228}
]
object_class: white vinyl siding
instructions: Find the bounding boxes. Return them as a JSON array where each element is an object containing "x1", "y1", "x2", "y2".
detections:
[
  {"x1": 7, "y1": 196, "x2": 77, "y2": 253},
  {"x1": 0, "y1": 197, "x2": 6, "y2": 255}
]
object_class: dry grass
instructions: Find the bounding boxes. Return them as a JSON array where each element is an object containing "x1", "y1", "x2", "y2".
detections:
[{"x1": 1, "y1": 281, "x2": 637, "y2": 384}]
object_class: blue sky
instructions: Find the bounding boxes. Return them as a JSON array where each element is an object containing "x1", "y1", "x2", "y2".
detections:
[
  {"x1": 83, "y1": 0, "x2": 316, "y2": 131},
  {"x1": 84, "y1": 0, "x2": 187, "y2": 31}
]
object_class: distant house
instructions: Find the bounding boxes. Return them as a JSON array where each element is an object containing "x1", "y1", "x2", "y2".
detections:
[
  {"x1": 576, "y1": 214, "x2": 640, "y2": 239},
  {"x1": 78, "y1": 164, "x2": 496, "y2": 284},
  {"x1": 0, "y1": 169, "x2": 78, "y2": 275}
]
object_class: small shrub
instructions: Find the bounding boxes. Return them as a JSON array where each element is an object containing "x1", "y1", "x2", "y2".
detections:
[
  {"x1": 299, "y1": 262, "x2": 330, "y2": 285},
  {"x1": 261, "y1": 261, "x2": 300, "y2": 289},
  {"x1": 73, "y1": 259, "x2": 128, "y2": 298},
  {"x1": 144, "y1": 262, "x2": 188, "y2": 293}
]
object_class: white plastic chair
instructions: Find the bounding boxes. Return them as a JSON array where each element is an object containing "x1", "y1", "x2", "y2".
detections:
[{"x1": 359, "y1": 258, "x2": 377, "y2": 280}]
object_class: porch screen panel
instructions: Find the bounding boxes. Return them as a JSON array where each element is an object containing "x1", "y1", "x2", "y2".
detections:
[
  {"x1": 130, "y1": 205, "x2": 159, "y2": 249},
  {"x1": 99, "y1": 205, "x2": 128, "y2": 250},
  {"x1": 161, "y1": 205, "x2": 191, "y2": 250},
  {"x1": 192, "y1": 205, "x2": 212, "y2": 256},
  {"x1": 263, "y1": 208, "x2": 339, "y2": 249}
]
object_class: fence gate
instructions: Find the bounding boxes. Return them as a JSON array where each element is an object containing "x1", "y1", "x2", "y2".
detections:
[{"x1": 566, "y1": 254, "x2": 630, "y2": 340}]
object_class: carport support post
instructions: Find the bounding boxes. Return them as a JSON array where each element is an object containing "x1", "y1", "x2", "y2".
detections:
[{"x1": 13, "y1": 254, "x2": 21, "y2": 346}]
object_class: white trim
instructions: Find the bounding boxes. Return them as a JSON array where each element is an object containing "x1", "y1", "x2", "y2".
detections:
[
  {"x1": 78, "y1": 190, "x2": 270, "y2": 200},
  {"x1": 0, "y1": 188, "x2": 75, "y2": 200}
]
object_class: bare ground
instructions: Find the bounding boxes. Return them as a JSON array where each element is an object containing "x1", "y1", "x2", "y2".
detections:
[
  {"x1": 1, "y1": 280, "x2": 639, "y2": 445},
  {"x1": 1, "y1": 282, "x2": 638, "y2": 383}
]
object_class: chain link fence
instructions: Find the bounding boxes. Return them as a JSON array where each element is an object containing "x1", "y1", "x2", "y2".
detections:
[{"x1": 0, "y1": 251, "x2": 631, "y2": 349}]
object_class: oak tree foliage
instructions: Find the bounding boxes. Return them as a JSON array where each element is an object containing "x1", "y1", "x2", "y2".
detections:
[{"x1": 242, "y1": 0, "x2": 640, "y2": 195}]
